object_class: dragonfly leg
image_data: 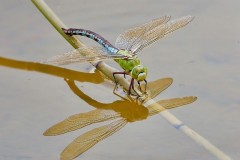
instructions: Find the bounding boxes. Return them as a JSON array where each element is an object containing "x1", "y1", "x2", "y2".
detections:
[
  {"x1": 128, "y1": 78, "x2": 133, "y2": 95},
  {"x1": 128, "y1": 78, "x2": 140, "y2": 97},
  {"x1": 130, "y1": 82, "x2": 145, "y2": 104},
  {"x1": 113, "y1": 72, "x2": 126, "y2": 86},
  {"x1": 137, "y1": 80, "x2": 147, "y2": 94},
  {"x1": 144, "y1": 79, "x2": 148, "y2": 93},
  {"x1": 113, "y1": 89, "x2": 135, "y2": 102},
  {"x1": 137, "y1": 81, "x2": 142, "y2": 92},
  {"x1": 135, "y1": 80, "x2": 148, "y2": 103},
  {"x1": 113, "y1": 72, "x2": 139, "y2": 97},
  {"x1": 113, "y1": 72, "x2": 127, "y2": 94}
]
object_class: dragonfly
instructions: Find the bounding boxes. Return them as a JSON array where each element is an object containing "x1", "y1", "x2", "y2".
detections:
[
  {"x1": 47, "y1": 15, "x2": 194, "y2": 96},
  {"x1": 44, "y1": 78, "x2": 197, "y2": 160}
]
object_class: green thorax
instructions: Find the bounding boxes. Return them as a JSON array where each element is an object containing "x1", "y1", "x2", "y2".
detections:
[{"x1": 114, "y1": 50, "x2": 141, "y2": 73}]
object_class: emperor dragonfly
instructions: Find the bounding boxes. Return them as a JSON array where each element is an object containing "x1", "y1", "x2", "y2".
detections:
[{"x1": 47, "y1": 15, "x2": 194, "y2": 96}]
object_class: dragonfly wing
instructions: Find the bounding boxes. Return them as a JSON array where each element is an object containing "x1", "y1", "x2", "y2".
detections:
[
  {"x1": 61, "y1": 119, "x2": 128, "y2": 160},
  {"x1": 147, "y1": 96, "x2": 197, "y2": 116},
  {"x1": 45, "y1": 47, "x2": 125, "y2": 65},
  {"x1": 115, "y1": 16, "x2": 171, "y2": 51},
  {"x1": 44, "y1": 109, "x2": 121, "y2": 136},
  {"x1": 132, "y1": 15, "x2": 194, "y2": 54}
]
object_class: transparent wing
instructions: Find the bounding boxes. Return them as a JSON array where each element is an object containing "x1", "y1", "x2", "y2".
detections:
[
  {"x1": 44, "y1": 109, "x2": 121, "y2": 136},
  {"x1": 115, "y1": 16, "x2": 171, "y2": 51},
  {"x1": 45, "y1": 47, "x2": 125, "y2": 65},
  {"x1": 115, "y1": 15, "x2": 194, "y2": 54},
  {"x1": 147, "y1": 96, "x2": 197, "y2": 116},
  {"x1": 132, "y1": 15, "x2": 194, "y2": 54},
  {"x1": 61, "y1": 119, "x2": 128, "y2": 160}
]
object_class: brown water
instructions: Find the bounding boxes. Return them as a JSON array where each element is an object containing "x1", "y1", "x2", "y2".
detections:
[{"x1": 1, "y1": 0, "x2": 240, "y2": 160}]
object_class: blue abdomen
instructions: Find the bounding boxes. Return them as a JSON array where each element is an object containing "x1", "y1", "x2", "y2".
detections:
[{"x1": 63, "y1": 28, "x2": 118, "y2": 54}]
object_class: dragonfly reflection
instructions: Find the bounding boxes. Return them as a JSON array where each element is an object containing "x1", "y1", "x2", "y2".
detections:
[
  {"x1": 44, "y1": 78, "x2": 197, "y2": 160},
  {"x1": 0, "y1": 56, "x2": 104, "y2": 84}
]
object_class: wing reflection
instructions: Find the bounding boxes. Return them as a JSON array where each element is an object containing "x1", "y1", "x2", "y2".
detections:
[
  {"x1": 44, "y1": 78, "x2": 196, "y2": 160},
  {"x1": 0, "y1": 56, "x2": 104, "y2": 84},
  {"x1": 61, "y1": 119, "x2": 128, "y2": 160}
]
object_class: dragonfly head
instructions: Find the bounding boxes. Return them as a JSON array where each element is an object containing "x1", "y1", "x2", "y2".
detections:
[{"x1": 131, "y1": 65, "x2": 148, "y2": 82}]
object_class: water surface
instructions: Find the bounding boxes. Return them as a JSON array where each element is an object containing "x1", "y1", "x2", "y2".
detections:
[{"x1": 0, "y1": 0, "x2": 240, "y2": 160}]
